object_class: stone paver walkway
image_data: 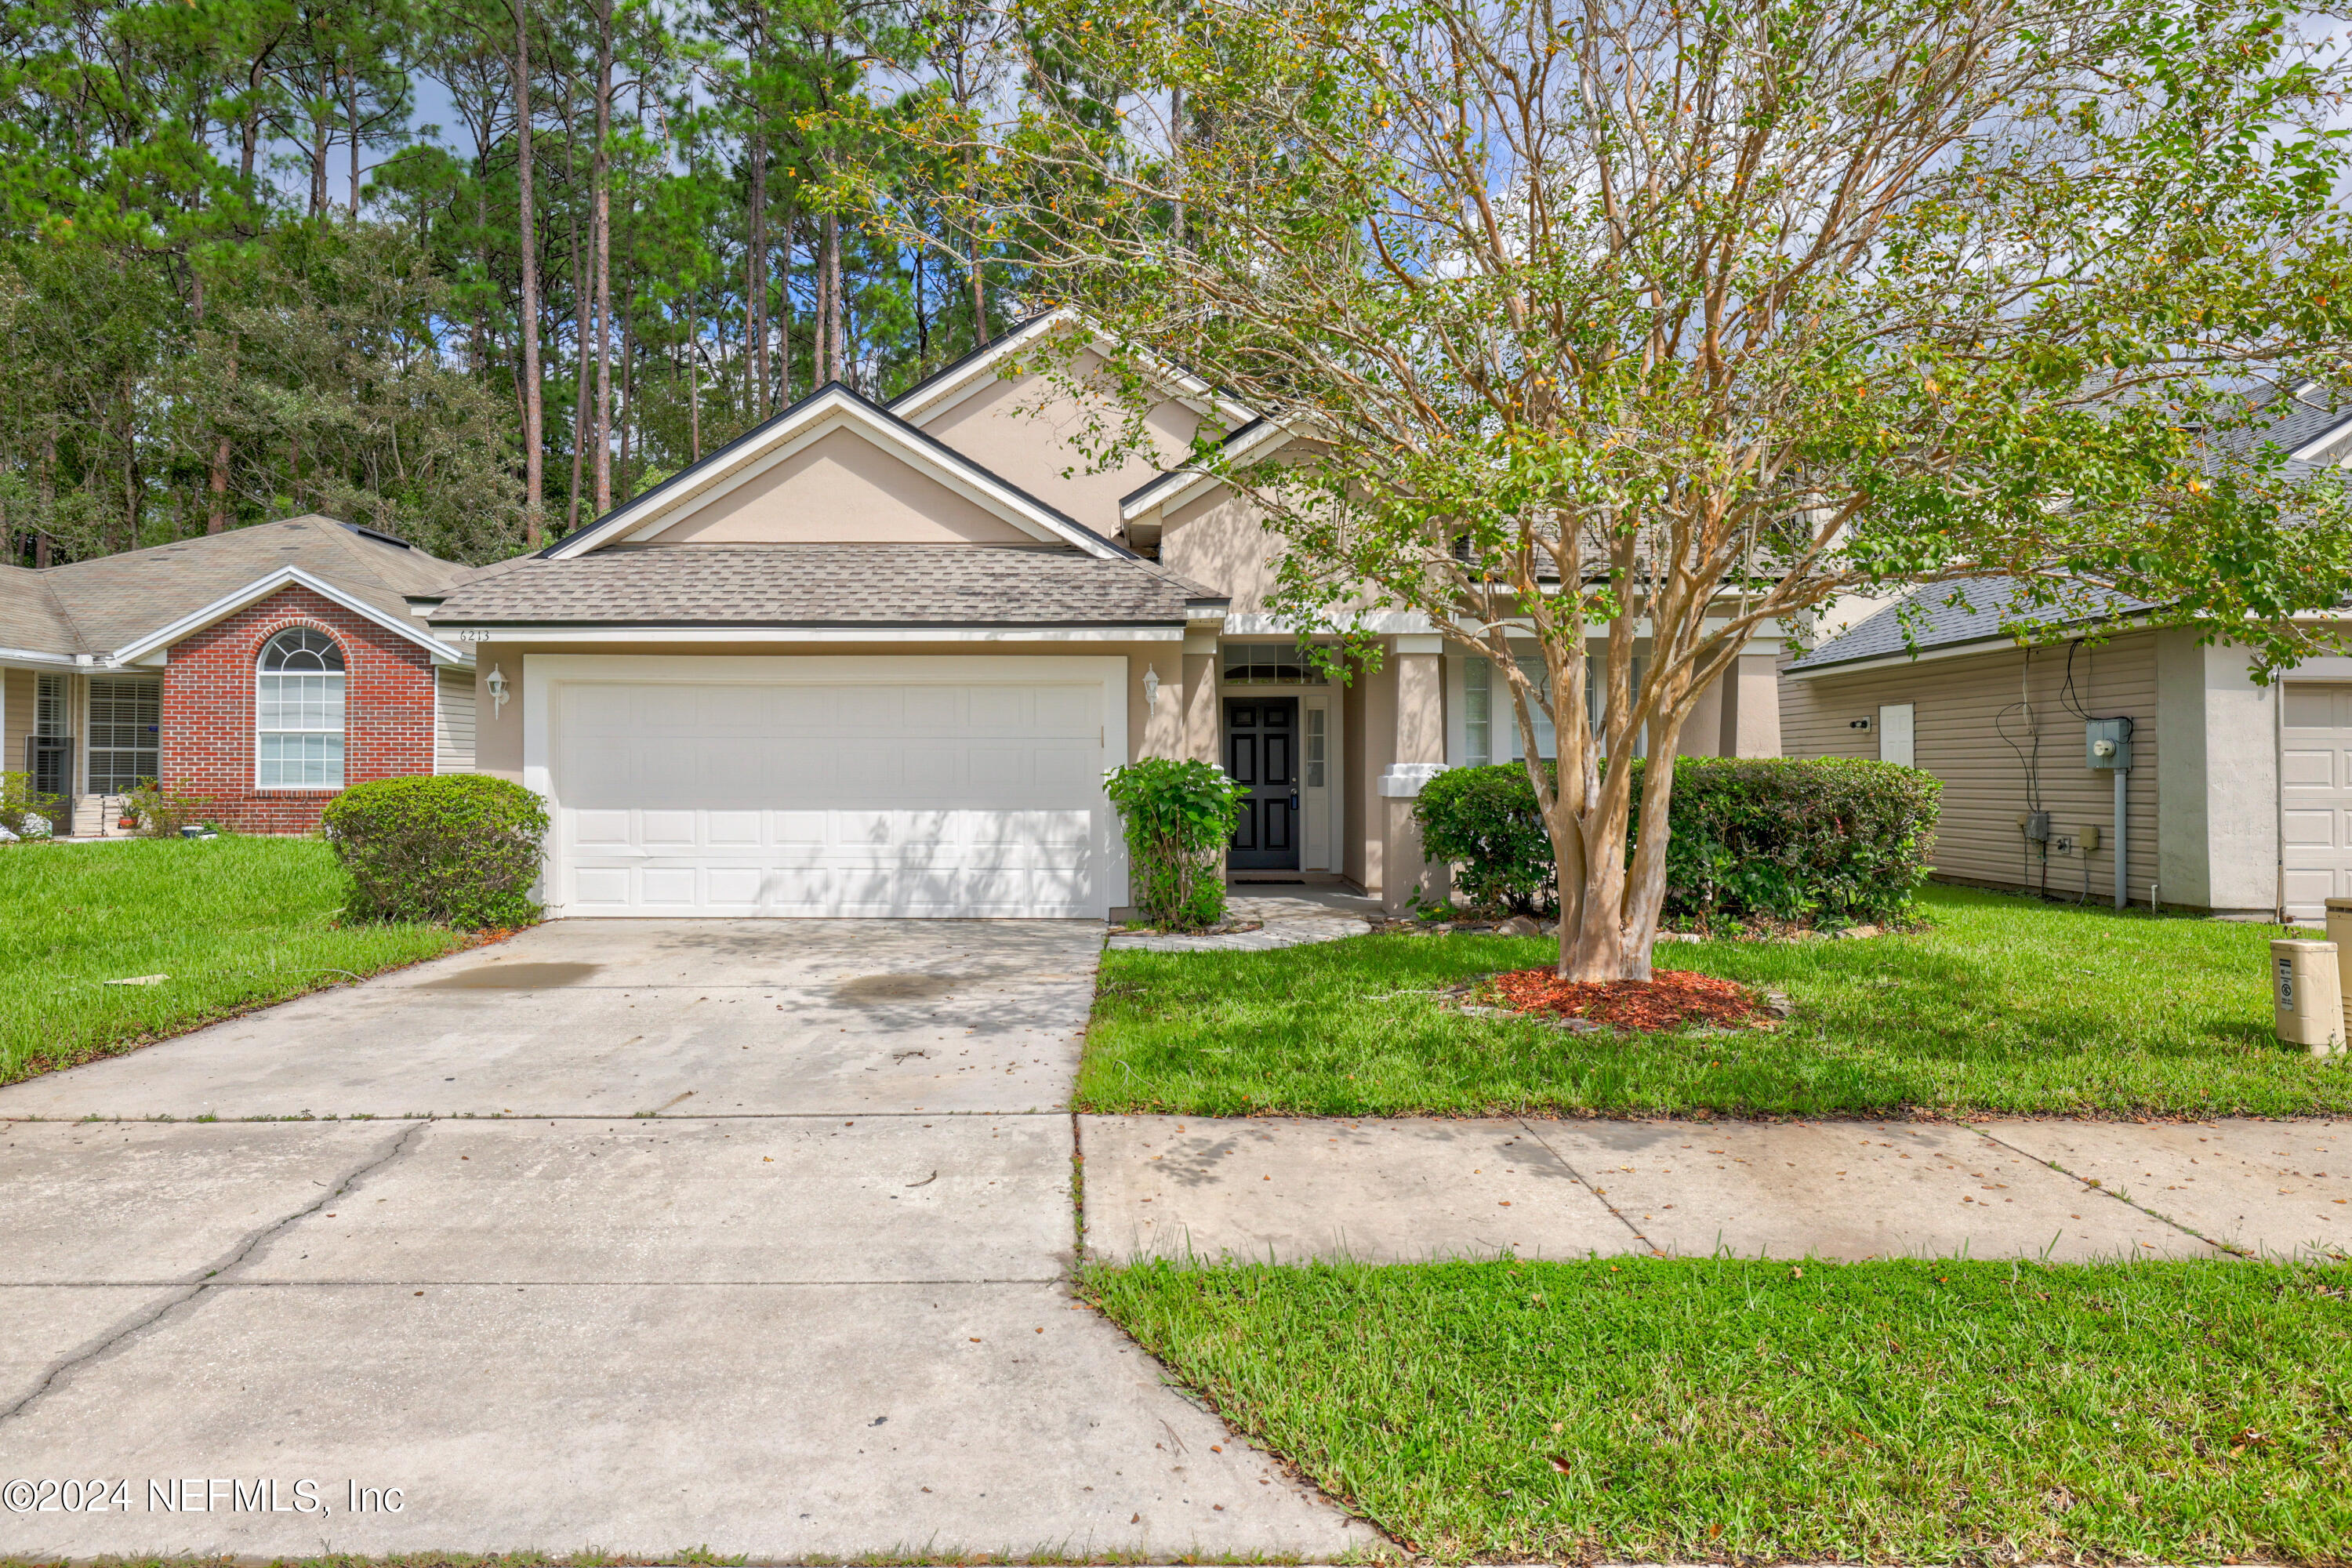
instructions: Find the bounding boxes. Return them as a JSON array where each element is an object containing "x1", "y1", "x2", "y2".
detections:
[
  {"x1": 1080, "y1": 1114, "x2": 2350, "y2": 1264},
  {"x1": 1106, "y1": 888, "x2": 1379, "y2": 953}
]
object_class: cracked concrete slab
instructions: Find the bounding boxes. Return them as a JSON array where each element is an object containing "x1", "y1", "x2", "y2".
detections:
[
  {"x1": 227, "y1": 1116, "x2": 1073, "y2": 1284},
  {"x1": 1082, "y1": 1115, "x2": 1627, "y2": 1261},
  {"x1": 0, "y1": 1281, "x2": 1368, "y2": 1559},
  {"x1": 1986, "y1": 1118, "x2": 2352, "y2": 1258},
  {"x1": 0, "y1": 1287, "x2": 187, "y2": 1410},
  {"x1": 1537, "y1": 1119, "x2": 2219, "y2": 1261},
  {"x1": 0, "y1": 1120, "x2": 410, "y2": 1283},
  {"x1": 0, "y1": 919, "x2": 1374, "y2": 1559}
]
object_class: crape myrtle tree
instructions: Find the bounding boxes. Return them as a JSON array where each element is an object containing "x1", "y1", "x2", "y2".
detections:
[{"x1": 863, "y1": 0, "x2": 2352, "y2": 981}]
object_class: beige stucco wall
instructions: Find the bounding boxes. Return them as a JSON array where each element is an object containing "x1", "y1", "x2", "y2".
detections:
[
  {"x1": 468, "y1": 638, "x2": 1189, "y2": 787},
  {"x1": 1159, "y1": 489, "x2": 1284, "y2": 615},
  {"x1": 1781, "y1": 632, "x2": 2160, "y2": 906},
  {"x1": 641, "y1": 426, "x2": 1033, "y2": 546},
  {"x1": 916, "y1": 353, "x2": 1207, "y2": 538}
]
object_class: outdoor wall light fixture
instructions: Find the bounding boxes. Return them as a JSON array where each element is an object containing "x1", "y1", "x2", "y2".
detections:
[
  {"x1": 487, "y1": 662, "x2": 510, "y2": 717},
  {"x1": 1142, "y1": 666, "x2": 1161, "y2": 706}
]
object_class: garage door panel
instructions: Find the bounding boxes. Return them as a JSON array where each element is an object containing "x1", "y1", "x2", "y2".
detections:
[
  {"x1": 553, "y1": 677, "x2": 1112, "y2": 917},
  {"x1": 2283, "y1": 747, "x2": 2339, "y2": 789},
  {"x1": 2283, "y1": 683, "x2": 2352, "y2": 922}
]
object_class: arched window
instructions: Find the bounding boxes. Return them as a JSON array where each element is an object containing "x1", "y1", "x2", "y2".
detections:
[{"x1": 257, "y1": 627, "x2": 346, "y2": 787}]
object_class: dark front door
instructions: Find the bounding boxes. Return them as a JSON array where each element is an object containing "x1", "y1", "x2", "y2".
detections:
[{"x1": 1225, "y1": 696, "x2": 1299, "y2": 870}]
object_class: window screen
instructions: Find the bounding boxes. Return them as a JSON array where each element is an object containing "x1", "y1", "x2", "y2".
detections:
[{"x1": 86, "y1": 677, "x2": 160, "y2": 795}]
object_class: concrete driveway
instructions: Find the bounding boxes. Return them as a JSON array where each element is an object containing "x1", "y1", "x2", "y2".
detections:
[{"x1": 0, "y1": 921, "x2": 1370, "y2": 1559}]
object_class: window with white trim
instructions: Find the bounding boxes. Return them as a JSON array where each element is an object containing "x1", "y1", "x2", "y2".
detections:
[
  {"x1": 257, "y1": 628, "x2": 346, "y2": 787},
  {"x1": 87, "y1": 677, "x2": 161, "y2": 793},
  {"x1": 1465, "y1": 656, "x2": 1558, "y2": 763}
]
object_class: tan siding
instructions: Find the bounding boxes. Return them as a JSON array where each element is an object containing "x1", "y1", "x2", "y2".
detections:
[
  {"x1": 1781, "y1": 632, "x2": 2159, "y2": 905},
  {"x1": 434, "y1": 666, "x2": 477, "y2": 773},
  {"x1": 2, "y1": 667, "x2": 31, "y2": 778}
]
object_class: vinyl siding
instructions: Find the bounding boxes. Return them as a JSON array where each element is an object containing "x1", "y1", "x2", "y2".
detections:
[
  {"x1": 1781, "y1": 632, "x2": 2159, "y2": 905},
  {"x1": 2, "y1": 667, "x2": 30, "y2": 779},
  {"x1": 434, "y1": 666, "x2": 477, "y2": 773}
]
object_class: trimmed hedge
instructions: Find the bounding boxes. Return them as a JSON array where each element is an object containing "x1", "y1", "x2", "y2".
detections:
[
  {"x1": 1414, "y1": 757, "x2": 1940, "y2": 927},
  {"x1": 322, "y1": 774, "x2": 549, "y2": 929}
]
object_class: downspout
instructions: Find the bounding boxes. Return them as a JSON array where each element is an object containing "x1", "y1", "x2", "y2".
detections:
[
  {"x1": 2277, "y1": 678, "x2": 2288, "y2": 924},
  {"x1": 2114, "y1": 762, "x2": 2128, "y2": 912}
]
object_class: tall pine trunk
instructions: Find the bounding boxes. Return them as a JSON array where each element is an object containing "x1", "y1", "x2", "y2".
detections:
[
  {"x1": 821, "y1": 211, "x2": 843, "y2": 387},
  {"x1": 513, "y1": 0, "x2": 543, "y2": 544},
  {"x1": 590, "y1": 0, "x2": 615, "y2": 517},
  {"x1": 746, "y1": 124, "x2": 769, "y2": 420}
]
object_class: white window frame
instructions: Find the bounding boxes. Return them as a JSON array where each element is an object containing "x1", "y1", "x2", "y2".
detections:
[{"x1": 256, "y1": 626, "x2": 348, "y2": 789}]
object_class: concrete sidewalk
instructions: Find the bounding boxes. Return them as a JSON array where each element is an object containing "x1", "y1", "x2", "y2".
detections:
[{"x1": 1080, "y1": 1114, "x2": 2350, "y2": 1264}]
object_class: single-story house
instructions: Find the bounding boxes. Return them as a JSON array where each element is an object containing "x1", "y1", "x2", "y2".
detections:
[
  {"x1": 417, "y1": 313, "x2": 1788, "y2": 920},
  {"x1": 1, "y1": 517, "x2": 477, "y2": 834},
  {"x1": 1783, "y1": 574, "x2": 2352, "y2": 923}
]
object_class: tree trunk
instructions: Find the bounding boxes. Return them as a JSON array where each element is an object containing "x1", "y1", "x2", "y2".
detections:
[
  {"x1": 617, "y1": 308, "x2": 634, "y2": 501},
  {"x1": 746, "y1": 124, "x2": 768, "y2": 421},
  {"x1": 778, "y1": 198, "x2": 795, "y2": 403},
  {"x1": 513, "y1": 0, "x2": 543, "y2": 544},
  {"x1": 821, "y1": 210, "x2": 843, "y2": 387},
  {"x1": 688, "y1": 287, "x2": 701, "y2": 460},
  {"x1": 345, "y1": 64, "x2": 362, "y2": 216},
  {"x1": 591, "y1": 0, "x2": 614, "y2": 517},
  {"x1": 964, "y1": 211, "x2": 983, "y2": 338},
  {"x1": 567, "y1": 198, "x2": 590, "y2": 532}
]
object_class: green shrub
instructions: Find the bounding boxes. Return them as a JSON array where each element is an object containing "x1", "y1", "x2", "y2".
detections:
[
  {"x1": 1413, "y1": 763, "x2": 1560, "y2": 915},
  {"x1": 322, "y1": 774, "x2": 549, "y2": 929},
  {"x1": 0, "y1": 771, "x2": 60, "y2": 840},
  {"x1": 1104, "y1": 757, "x2": 1249, "y2": 931},
  {"x1": 121, "y1": 779, "x2": 218, "y2": 838},
  {"x1": 1414, "y1": 757, "x2": 1940, "y2": 928}
]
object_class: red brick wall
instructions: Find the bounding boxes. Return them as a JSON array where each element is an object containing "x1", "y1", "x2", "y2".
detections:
[{"x1": 161, "y1": 583, "x2": 438, "y2": 833}]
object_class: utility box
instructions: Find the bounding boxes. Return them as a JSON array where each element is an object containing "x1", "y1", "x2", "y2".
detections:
[
  {"x1": 2325, "y1": 898, "x2": 2352, "y2": 1044},
  {"x1": 2085, "y1": 717, "x2": 2134, "y2": 770},
  {"x1": 2273, "y1": 938, "x2": 2344, "y2": 1055}
]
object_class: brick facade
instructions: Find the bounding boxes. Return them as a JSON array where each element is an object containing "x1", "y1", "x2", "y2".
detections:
[{"x1": 161, "y1": 583, "x2": 439, "y2": 833}]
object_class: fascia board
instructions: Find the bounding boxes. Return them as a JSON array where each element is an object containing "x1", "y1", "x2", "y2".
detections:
[
  {"x1": 616, "y1": 404, "x2": 1097, "y2": 554},
  {"x1": 550, "y1": 387, "x2": 868, "y2": 557},
  {"x1": 1123, "y1": 422, "x2": 1300, "y2": 522},
  {"x1": 0, "y1": 645, "x2": 85, "y2": 669},
  {"x1": 894, "y1": 313, "x2": 1257, "y2": 440},
  {"x1": 564, "y1": 386, "x2": 1123, "y2": 561},
  {"x1": 109, "y1": 566, "x2": 473, "y2": 667},
  {"x1": 888, "y1": 310, "x2": 1075, "y2": 424},
  {"x1": 430, "y1": 623, "x2": 1182, "y2": 644}
]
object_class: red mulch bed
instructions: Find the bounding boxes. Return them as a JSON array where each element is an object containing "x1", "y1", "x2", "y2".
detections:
[{"x1": 1480, "y1": 967, "x2": 1774, "y2": 1032}]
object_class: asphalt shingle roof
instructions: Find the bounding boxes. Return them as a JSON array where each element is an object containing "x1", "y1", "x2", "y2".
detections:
[
  {"x1": 0, "y1": 516, "x2": 472, "y2": 659},
  {"x1": 1788, "y1": 575, "x2": 2152, "y2": 672},
  {"x1": 424, "y1": 544, "x2": 1225, "y2": 627}
]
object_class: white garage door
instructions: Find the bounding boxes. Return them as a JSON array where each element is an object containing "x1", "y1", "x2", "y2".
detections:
[
  {"x1": 2282, "y1": 683, "x2": 2352, "y2": 922},
  {"x1": 550, "y1": 671, "x2": 1112, "y2": 917}
]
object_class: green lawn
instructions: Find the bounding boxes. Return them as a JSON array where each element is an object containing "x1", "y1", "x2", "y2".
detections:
[
  {"x1": 1079, "y1": 884, "x2": 2352, "y2": 1117},
  {"x1": 1, "y1": 836, "x2": 465, "y2": 1086},
  {"x1": 1087, "y1": 1255, "x2": 2352, "y2": 1563}
]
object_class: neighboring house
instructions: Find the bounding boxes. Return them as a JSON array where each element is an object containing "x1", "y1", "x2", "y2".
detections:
[
  {"x1": 417, "y1": 312, "x2": 1787, "y2": 920},
  {"x1": 1784, "y1": 572, "x2": 2352, "y2": 923},
  {"x1": 0, "y1": 517, "x2": 478, "y2": 835},
  {"x1": 1782, "y1": 383, "x2": 2352, "y2": 924}
]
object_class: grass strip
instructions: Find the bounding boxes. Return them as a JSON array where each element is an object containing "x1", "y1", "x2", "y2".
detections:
[
  {"x1": 0, "y1": 836, "x2": 463, "y2": 1085},
  {"x1": 1080, "y1": 884, "x2": 2350, "y2": 1117},
  {"x1": 1086, "y1": 1254, "x2": 2352, "y2": 1563}
]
